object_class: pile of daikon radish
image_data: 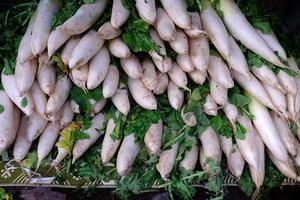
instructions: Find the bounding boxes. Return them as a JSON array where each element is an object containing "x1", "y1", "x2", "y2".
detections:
[{"x1": 1, "y1": 0, "x2": 300, "y2": 195}]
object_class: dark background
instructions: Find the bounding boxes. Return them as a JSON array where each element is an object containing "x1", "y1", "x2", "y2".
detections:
[{"x1": 2, "y1": 0, "x2": 300, "y2": 199}]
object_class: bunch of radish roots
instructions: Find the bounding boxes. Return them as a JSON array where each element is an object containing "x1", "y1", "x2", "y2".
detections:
[{"x1": 2, "y1": 0, "x2": 300, "y2": 196}]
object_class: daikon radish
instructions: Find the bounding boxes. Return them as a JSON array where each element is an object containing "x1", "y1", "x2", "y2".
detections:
[
  {"x1": 117, "y1": 134, "x2": 140, "y2": 176},
  {"x1": 87, "y1": 46, "x2": 110, "y2": 90},
  {"x1": 128, "y1": 78, "x2": 157, "y2": 110},
  {"x1": 70, "y1": 63, "x2": 89, "y2": 91},
  {"x1": 46, "y1": 110, "x2": 62, "y2": 122},
  {"x1": 31, "y1": 0, "x2": 61, "y2": 56},
  {"x1": 188, "y1": 69, "x2": 206, "y2": 85},
  {"x1": 252, "y1": 128, "x2": 265, "y2": 187},
  {"x1": 185, "y1": 12, "x2": 204, "y2": 38},
  {"x1": 156, "y1": 141, "x2": 179, "y2": 180},
  {"x1": 168, "y1": 62, "x2": 188, "y2": 89},
  {"x1": 0, "y1": 91, "x2": 18, "y2": 153},
  {"x1": 37, "y1": 122, "x2": 60, "y2": 168},
  {"x1": 153, "y1": 73, "x2": 169, "y2": 94},
  {"x1": 98, "y1": 22, "x2": 122, "y2": 39},
  {"x1": 91, "y1": 99, "x2": 107, "y2": 116},
  {"x1": 120, "y1": 54, "x2": 143, "y2": 79},
  {"x1": 70, "y1": 100, "x2": 80, "y2": 114},
  {"x1": 181, "y1": 111, "x2": 197, "y2": 127},
  {"x1": 232, "y1": 70, "x2": 275, "y2": 110},
  {"x1": 47, "y1": 0, "x2": 108, "y2": 57},
  {"x1": 219, "y1": 136, "x2": 233, "y2": 157},
  {"x1": 26, "y1": 112, "x2": 48, "y2": 142},
  {"x1": 141, "y1": 59, "x2": 157, "y2": 91},
  {"x1": 189, "y1": 35, "x2": 210, "y2": 72},
  {"x1": 199, "y1": 145, "x2": 208, "y2": 171},
  {"x1": 46, "y1": 75, "x2": 72, "y2": 116},
  {"x1": 208, "y1": 55, "x2": 234, "y2": 88},
  {"x1": 201, "y1": 1, "x2": 230, "y2": 59},
  {"x1": 219, "y1": 0, "x2": 287, "y2": 68},
  {"x1": 287, "y1": 56, "x2": 300, "y2": 74},
  {"x1": 15, "y1": 59, "x2": 37, "y2": 95},
  {"x1": 72, "y1": 113, "x2": 106, "y2": 163},
  {"x1": 101, "y1": 112, "x2": 122, "y2": 164},
  {"x1": 69, "y1": 31, "x2": 104, "y2": 69},
  {"x1": 271, "y1": 111, "x2": 297, "y2": 156},
  {"x1": 109, "y1": 37, "x2": 131, "y2": 58},
  {"x1": 169, "y1": 29, "x2": 189, "y2": 54},
  {"x1": 135, "y1": 0, "x2": 156, "y2": 25},
  {"x1": 210, "y1": 79, "x2": 228, "y2": 106},
  {"x1": 112, "y1": 88, "x2": 130, "y2": 115},
  {"x1": 37, "y1": 54, "x2": 56, "y2": 96},
  {"x1": 295, "y1": 78, "x2": 300, "y2": 115},
  {"x1": 144, "y1": 119, "x2": 163, "y2": 155},
  {"x1": 111, "y1": 0, "x2": 130, "y2": 29},
  {"x1": 1, "y1": 72, "x2": 35, "y2": 116},
  {"x1": 31, "y1": 81, "x2": 47, "y2": 117},
  {"x1": 223, "y1": 103, "x2": 238, "y2": 127},
  {"x1": 252, "y1": 65, "x2": 284, "y2": 92},
  {"x1": 167, "y1": 80, "x2": 184, "y2": 110},
  {"x1": 102, "y1": 65, "x2": 120, "y2": 98},
  {"x1": 227, "y1": 37, "x2": 251, "y2": 78},
  {"x1": 176, "y1": 54, "x2": 195, "y2": 73},
  {"x1": 228, "y1": 144, "x2": 245, "y2": 179},
  {"x1": 149, "y1": 28, "x2": 167, "y2": 61},
  {"x1": 61, "y1": 36, "x2": 81, "y2": 65},
  {"x1": 277, "y1": 70, "x2": 297, "y2": 95},
  {"x1": 17, "y1": 13, "x2": 36, "y2": 64},
  {"x1": 179, "y1": 137, "x2": 198, "y2": 172},
  {"x1": 13, "y1": 116, "x2": 32, "y2": 162},
  {"x1": 249, "y1": 97, "x2": 289, "y2": 163},
  {"x1": 287, "y1": 93, "x2": 297, "y2": 121},
  {"x1": 152, "y1": 56, "x2": 172, "y2": 73},
  {"x1": 204, "y1": 94, "x2": 218, "y2": 116},
  {"x1": 294, "y1": 141, "x2": 300, "y2": 167},
  {"x1": 60, "y1": 101, "x2": 74, "y2": 129},
  {"x1": 154, "y1": 7, "x2": 176, "y2": 41}
]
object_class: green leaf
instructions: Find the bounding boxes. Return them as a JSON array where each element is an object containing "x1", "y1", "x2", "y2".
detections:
[
  {"x1": 252, "y1": 19, "x2": 272, "y2": 34},
  {"x1": 239, "y1": 169, "x2": 255, "y2": 197},
  {"x1": 3, "y1": 59, "x2": 15, "y2": 75},
  {"x1": 0, "y1": 105, "x2": 4, "y2": 113},
  {"x1": 22, "y1": 151, "x2": 38, "y2": 169},
  {"x1": 21, "y1": 97, "x2": 28, "y2": 108},
  {"x1": 229, "y1": 93, "x2": 251, "y2": 108},
  {"x1": 235, "y1": 122, "x2": 247, "y2": 140}
]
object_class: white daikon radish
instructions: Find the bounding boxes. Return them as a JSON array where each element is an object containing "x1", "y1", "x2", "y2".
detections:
[
  {"x1": 208, "y1": 55, "x2": 234, "y2": 88},
  {"x1": 144, "y1": 119, "x2": 163, "y2": 155},
  {"x1": 152, "y1": 56, "x2": 172, "y2": 73},
  {"x1": 181, "y1": 111, "x2": 197, "y2": 127},
  {"x1": 120, "y1": 54, "x2": 143, "y2": 79},
  {"x1": 31, "y1": 81, "x2": 47, "y2": 117},
  {"x1": 135, "y1": 0, "x2": 156, "y2": 25},
  {"x1": 37, "y1": 122, "x2": 61, "y2": 168},
  {"x1": 1, "y1": 72, "x2": 35, "y2": 116},
  {"x1": 98, "y1": 22, "x2": 122, "y2": 39},
  {"x1": 252, "y1": 65, "x2": 284, "y2": 92},
  {"x1": 91, "y1": 99, "x2": 107, "y2": 116},
  {"x1": 204, "y1": 94, "x2": 218, "y2": 116},
  {"x1": 167, "y1": 80, "x2": 184, "y2": 110},
  {"x1": 189, "y1": 69, "x2": 206, "y2": 85},
  {"x1": 179, "y1": 137, "x2": 198, "y2": 172},
  {"x1": 0, "y1": 91, "x2": 18, "y2": 153},
  {"x1": 60, "y1": 101, "x2": 74, "y2": 129},
  {"x1": 26, "y1": 112, "x2": 48, "y2": 142},
  {"x1": 176, "y1": 54, "x2": 195, "y2": 73},
  {"x1": 68, "y1": 30, "x2": 104, "y2": 69},
  {"x1": 70, "y1": 63, "x2": 89, "y2": 91},
  {"x1": 199, "y1": 145, "x2": 208, "y2": 171},
  {"x1": 189, "y1": 35, "x2": 210, "y2": 72},
  {"x1": 46, "y1": 75, "x2": 72, "y2": 116},
  {"x1": 87, "y1": 46, "x2": 110, "y2": 90},
  {"x1": 101, "y1": 112, "x2": 122, "y2": 164},
  {"x1": 252, "y1": 128, "x2": 265, "y2": 187},
  {"x1": 219, "y1": 0, "x2": 287, "y2": 68},
  {"x1": 232, "y1": 71, "x2": 275, "y2": 110},
  {"x1": 103, "y1": 65, "x2": 120, "y2": 98},
  {"x1": 185, "y1": 12, "x2": 204, "y2": 38},
  {"x1": 31, "y1": 0, "x2": 61, "y2": 56},
  {"x1": 219, "y1": 136, "x2": 233, "y2": 157},
  {"x1": 128, "y1": 78, "x2": 157, "y2": 110},
  {"x1": 154, "y1": 7, "x2": 176, "y2": 41},
  {"x1": 271, "y1": 111, "x2": 297, "y2": 156},
  {"x1": 277, "y1": 70, "x2": 297, "y2": 95},
  {"x1": 153, "y1": 73, "x2": 169, "y2": 94},
  {"x1": 223, "y1": 103, "x2": 238, "y2": 127},
  {"x1": 37, "y1": 55, "x2": 56, "y2": 96},
  {"x1": 15, "y1": 59, "x2": 37, "y2": 95},
  {"x1": 149, "y1": 28, "x2": 167, "y2": 61},
  {"x1": 141, "y1": 59, "x2": 157, "y2": 91},
  {"x1": 228, "y1": 144, "x2": 245, "y2": 179},
  {"x1": 287, "y1": 93, "x2": 297, "y2": 121},
  {"x1": 47, "y1": 0, "x2": 108, "y2": 57},
  {"x1": 112, "y1": 88, "x2": 130, "y2": 115},
  {"x1": 287, "y1": 56, "x2": 300, "y2": 74},
  {"x1": 249, "y1": 97, "x2": 289, "y2": 163},
  {"x1": 156, "y1": 141, "x2": 179, "y2": 180},
  {"x1": 111, "y1": 0, "x2": 130, "y2": 29},
  {"x1": 72, "y1": 113, "x2": 106, "y2": 163},
  {"x1": 117, "y1": 134, "x2": 140, "y2": 176},
  {"x1": 13, "y1": 116, "x2": 32, "y2": 162},
  {"x1": 169, "y1": 29, "x2": 189, "y2": 54},
  {"x1": 109, "y1": 37, "x2": 131, "y2": 58},
  {"x1": 227, "y1": 37, "x2": 251, "y2": 78},
  {"x1": 61, "y1": 36, "x2": 81, "y2": 65},
  {"x1": 70, "y1": 100, "x2": 80, "y2": 114},
  {"x1": 210, "y1": 79, "x2": 228, "y2": 106},
  {"x1": 168, "y1": 62, "x2": 188, "y2": 89}
]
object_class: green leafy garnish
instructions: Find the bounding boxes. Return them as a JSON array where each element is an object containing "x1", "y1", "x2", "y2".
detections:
[
  {"x1": 229, "y1": 86, "x2": 254, "y2": 119},
  {"x1": 22, "y1": 151, "x2": 38, "y2": 169},
  {"x1": 235, "y1": 121, "x2": 247, "y2": 140},
  {"x1": 211, "y1": 115, "x2": 234, "y2": 138},
  {"x1": 21, "y1": 97, "x2": 28, "y2": 108},
  {"x1": 239, "y1": 168, "x2": 255, "y2": 197},
  {"x1": 0, "y1": 105, "x2": 4, "y2": 114}
]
